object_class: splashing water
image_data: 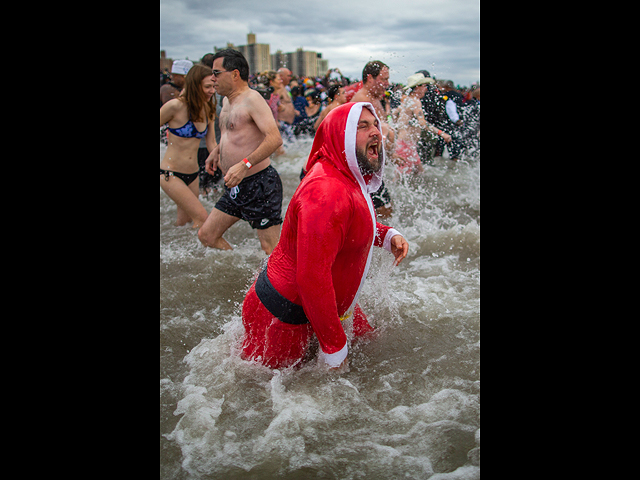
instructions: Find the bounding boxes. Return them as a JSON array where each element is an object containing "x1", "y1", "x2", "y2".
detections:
[{"x1": 160, "y1": 137, "x2": 480, "y2": 479}]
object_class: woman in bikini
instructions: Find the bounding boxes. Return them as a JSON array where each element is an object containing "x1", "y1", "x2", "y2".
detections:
[{"x1": 160, "y1": 64, "x2": 216, "y2": 228}]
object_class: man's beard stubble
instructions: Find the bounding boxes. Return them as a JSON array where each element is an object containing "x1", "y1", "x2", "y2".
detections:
[{"x1": 356, "y1": 146, "x2": 383, "y2": 175}]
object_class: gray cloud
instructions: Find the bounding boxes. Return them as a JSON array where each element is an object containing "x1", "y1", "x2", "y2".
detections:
[{"x1": 160, "y1": 0, "x2": 479, "y2": 85}]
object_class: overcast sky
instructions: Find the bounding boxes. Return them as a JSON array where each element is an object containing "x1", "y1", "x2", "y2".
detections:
[{"x1": 160, "y1": 0, "x2": 479, "y2": 86}]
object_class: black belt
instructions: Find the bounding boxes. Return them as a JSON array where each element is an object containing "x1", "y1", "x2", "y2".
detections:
[{"x1": 255, "y1": 262, "x2": 310, "y2": 325}]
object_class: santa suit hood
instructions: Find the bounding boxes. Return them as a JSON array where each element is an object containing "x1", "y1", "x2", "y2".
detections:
[
  {"x1": 245, "y1": 102, "x2": 401, "y2": 368},
  {"x1": 305, "y1": 101, "x2": 385, "y2": 196}
]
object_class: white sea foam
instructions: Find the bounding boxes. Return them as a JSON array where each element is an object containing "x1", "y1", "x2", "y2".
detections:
[{"x1": 161, "y1": 136, "x2": 480, "y2": 479}]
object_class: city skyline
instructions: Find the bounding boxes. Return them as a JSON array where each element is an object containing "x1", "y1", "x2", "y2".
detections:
[
  {"x1": 160, "y1": 0, "x2": 480, "y2": 86},
  {"x1": 214, "y1": 33, "x2": 329, "y2": 78}
]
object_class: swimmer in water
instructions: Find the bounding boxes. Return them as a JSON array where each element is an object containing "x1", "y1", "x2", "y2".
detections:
[
  {"x1": 241, "y1": 102, "x2": 409, "y2": 371},
  {"x1": 313, "y1": 84, "x2": 347, "y2": 131},
  {"x1": 160, "y1": 64, "x2": 217, "y2": 228},
  {"x1": 392, "y1": 73, "x2": 451, "y2": 174}
]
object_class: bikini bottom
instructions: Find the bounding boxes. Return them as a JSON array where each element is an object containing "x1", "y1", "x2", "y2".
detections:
[{"x1": 159, "y1": 168, "x2": 199, "y2": 185}]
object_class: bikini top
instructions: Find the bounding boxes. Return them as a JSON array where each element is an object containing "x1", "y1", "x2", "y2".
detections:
[{"x1": 168, "y1": 116, "x2": 208, "y2": 139}]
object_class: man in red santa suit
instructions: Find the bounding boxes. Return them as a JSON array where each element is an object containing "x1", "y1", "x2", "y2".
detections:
[{"x1": 241, "y1": 102, "x2": 409, "y2": 370}]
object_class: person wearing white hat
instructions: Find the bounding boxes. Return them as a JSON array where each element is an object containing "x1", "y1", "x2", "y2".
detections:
[
  {"x1": 392, "y1": 73, "x2": 451, "y2": 174},
  {"x1": 171, "y1": 59, "x2": 193, "y2": 75},
  {"x1": 404, "y1": 72, "x2": 434, "y2": 90},
  {"x1": 160, "y1": 59, "x2": 194, "y2": 105}
]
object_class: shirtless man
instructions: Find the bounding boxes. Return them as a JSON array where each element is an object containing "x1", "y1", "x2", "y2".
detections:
[
  {"x1": 198, "y1": 49, "x2": 284, "y2": 254},
  {"x1": 350, "y1": 61, "x2": 394, "y2": 145},
  {"x1": 160, "y1": 59, "x2": 192, "y2": 105},
  {"x1": 350, "y1": 61, "x2": 394, "y2": 218}
]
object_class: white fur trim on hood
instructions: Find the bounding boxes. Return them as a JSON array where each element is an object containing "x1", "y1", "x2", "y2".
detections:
[{"x1": 344, "y1": 102, "x2": 385, "y2": 195}]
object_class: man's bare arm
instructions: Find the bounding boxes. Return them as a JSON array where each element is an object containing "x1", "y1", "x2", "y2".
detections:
[
  {"x1": 205, "y1": 115, "x2": 217, "y2": 153},
  {"x1": 244, "y1": 93, "x2": 283, "y2": 165}
]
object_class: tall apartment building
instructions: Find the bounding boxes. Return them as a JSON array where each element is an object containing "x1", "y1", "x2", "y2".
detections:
[
  {"x1": 214, "y1": 33, "x2": 330, "y2": 78},
  {"x1": 215, "y1": 33, "x2": 271, "y2": 75},
  {"x1": 293, "y1": 48, "x2": 318, "y2": 78},
  {"x1": 317, "y1": 55, "x2": 329, "y2": 77},
  {"x1": 271, "y1": 50, "x2": 287, "y2": 73},
  {"x1": 273, "y1": 48, "x2": 328, "y2": 78}
]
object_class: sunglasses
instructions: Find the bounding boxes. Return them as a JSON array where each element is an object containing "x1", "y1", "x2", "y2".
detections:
[{"x1": 212, "y1": 69, "x2": 234, "y2": 77}]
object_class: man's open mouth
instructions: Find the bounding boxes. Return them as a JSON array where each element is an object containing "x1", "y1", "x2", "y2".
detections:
[{"x1": 368, "y1": 142, "x2": 379, "y2": 158}]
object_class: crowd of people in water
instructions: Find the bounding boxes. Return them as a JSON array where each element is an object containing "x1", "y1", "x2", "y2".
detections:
[
  {"x1": 159, "y1": 49, "x2": 478, "y2": 369},
  {"x1": 160, "y1": 53, "x2": 480, "y2": 199}
]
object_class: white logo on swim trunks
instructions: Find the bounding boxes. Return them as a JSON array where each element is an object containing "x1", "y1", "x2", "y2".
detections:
[
  {"x1": 260, "y1": 218, "x2": 269, "y2": 226},
  {"x1": 230, "y1": 186, "x2": 240, "y2": 199}
]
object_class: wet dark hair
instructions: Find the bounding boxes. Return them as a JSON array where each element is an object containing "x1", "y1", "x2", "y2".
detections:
[
  {"x1": 211, "y1": 49, "x2": 249, "y2": 81},
  {"x1": 200, "y1": 53, "x2": 214, "y2": 68},
  {"x1": 327, "y1": 84, "x2": 341, "y2": 100},
  {"x1": 362, "y1": 60, "x2": 388, "y2": 82}
]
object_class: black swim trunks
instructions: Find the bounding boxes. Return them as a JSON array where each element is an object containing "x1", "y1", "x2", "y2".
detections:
[{"x1": 214, "y1": 165, "x2": 283, "y2": 230}]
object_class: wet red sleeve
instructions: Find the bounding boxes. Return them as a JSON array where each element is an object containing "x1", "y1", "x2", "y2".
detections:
[
  {"x1": 294, "y1": 181, "x2": 351, "y2": 356},
  {"x1": 374, "y1": 222, "x2": 391, "y2": 248}
]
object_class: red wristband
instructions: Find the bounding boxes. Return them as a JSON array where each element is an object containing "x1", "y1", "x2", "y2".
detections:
[{"x1": 242, "y1": 158, "x2": 252, "y2": 169}]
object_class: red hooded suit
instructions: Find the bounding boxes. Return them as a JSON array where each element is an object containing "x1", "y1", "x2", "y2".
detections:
[{"x1": 241, "y1": 102, "x2": 403, "y2": 368}]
